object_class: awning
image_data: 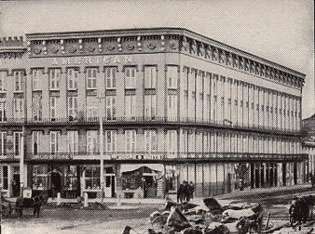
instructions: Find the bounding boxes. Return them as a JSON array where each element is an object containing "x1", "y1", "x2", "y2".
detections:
[{"x1": 120, "y1": 164, "x2": 164, "y2": 174}]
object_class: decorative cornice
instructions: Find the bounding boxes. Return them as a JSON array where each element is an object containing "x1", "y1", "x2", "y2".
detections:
[
  {"x1": 0, "y1": 36, "x2": 26, "y2": 59},
  {"x1": 24, "y1": 28, "x2": 305, "y2": 88}
]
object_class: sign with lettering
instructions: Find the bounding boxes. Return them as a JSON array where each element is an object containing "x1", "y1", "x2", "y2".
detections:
[
  {"x1": 111, "y1": 154, "x2": 164, "y2": 160},
  {"x1": 51, "y1": 55, "x2": 133, "y2": 65},
  {"x1": 31, "y1": 154, "x2": 73, "y2": 160}
]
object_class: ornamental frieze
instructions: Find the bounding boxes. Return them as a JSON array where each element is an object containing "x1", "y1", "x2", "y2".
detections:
[{"x1": 24, "y1": 31, "x2": 304, "y2": 88}]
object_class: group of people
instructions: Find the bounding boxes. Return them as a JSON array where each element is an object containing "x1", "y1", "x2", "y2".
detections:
[{"x1": 177, "y1": 181, "x2": 195, "y2": 203}]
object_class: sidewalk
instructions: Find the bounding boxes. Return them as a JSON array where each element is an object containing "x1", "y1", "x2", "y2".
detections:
[{"x1": 6, "y1": 184, "x2": 314, "y2": 206}]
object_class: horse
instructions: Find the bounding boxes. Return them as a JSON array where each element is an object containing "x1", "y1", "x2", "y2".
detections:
[{"x1": 15, "y1": 193, "x2": 47, "y2": 218}]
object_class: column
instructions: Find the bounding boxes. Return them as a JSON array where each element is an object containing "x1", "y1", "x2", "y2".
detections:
[
  {"x1": 242, "y1": 83, "x2": 247, "y2": 127},
  {"x1": 231, "y1": 80, "x2": 238, "y2": 126},
  {"x1": 196, "y1": 70, "x2": 203, "y2": 121},
  {"x1": 237, "y1": 81, "x2": 243, "y2": 127},
  {"x1": 217, "y1": 75, "x2": 224, "y2": 124},
  {"x1": 224, "y1": 78, "x2": 231, "y2": 123},
  {"x1": 272, "y1": 92, "x2": 277, "y2": 130},
  {"x1": 180, "y1": 67, "x2": 188, "y2": 121},
  {"x1": 203, "y1": 72, "x2": 210, "y2": 122},
  {"x1": 268, "y1": 90, "x2": 274, "y2": 129},
  {"x1": 188, "y1": 69, "x2": 196, "y2": 121},
  {"x1": 264, "y1": 89, "x2": 268, "y2": 129}
]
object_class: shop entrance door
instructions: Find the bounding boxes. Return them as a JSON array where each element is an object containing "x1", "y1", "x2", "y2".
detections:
[
  {"x1": 143, "y1": 175, "x2": 156, "y2": 198},
  {"x1": 12, "y1": 174, "x2": 20, "y2": 197},
  {"x1": 104, "y1": 175, "x2": 115, "y2": 198},
  {"x1": 51, "y1": 172, "x2": 62, "y2": 197}
]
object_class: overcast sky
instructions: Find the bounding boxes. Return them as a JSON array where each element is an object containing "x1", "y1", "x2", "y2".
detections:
[{"x1": 1, "y1": 0, "x2": 314, "y2": 118}]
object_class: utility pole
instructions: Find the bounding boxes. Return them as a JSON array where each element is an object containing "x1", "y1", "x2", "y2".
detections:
[{"x1": 98, "y1": 96, "x2": 105, "y2": 203}]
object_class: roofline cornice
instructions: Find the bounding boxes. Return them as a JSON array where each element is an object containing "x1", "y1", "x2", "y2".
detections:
[{"x1": 26, "y1": 27, "x2": 305, "y2": 79}]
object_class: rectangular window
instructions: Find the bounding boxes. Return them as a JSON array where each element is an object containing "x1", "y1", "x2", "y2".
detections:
[
  {"x1": 87, "y1": 130, "x2": 98, "y2": 154},
  {"x1": 125, "y1": 130, "x2": 136, "y2": 153},
  {"x1": 32, "y1": 131, "x2": 42, "y2": 155},
  {"x1": 167, "y1": 66, "x2": 178, "y2": 89},
  {"x1": 86, "y1": 68, "x2": 97, "y2": 89},
  {"x1": 125, "y1": 67, "x2": 136, "y2": 89},
  {"x1": 49, "y1": 69, "x2": 60, "y2": 90},
  {"x1": 87, "y1": 96, "x2": 98, "y2": 120},
  {"x1": 144, "y1": 95, "x2": 156, "y2": 120},
  {"x1": 67, "y1": 131, "x2": 78, "y2": 154},
  {"x1": 125, "y1": 95, "x2": 136, "y2": 120},
  {"x1": 105, "y1": 67, "x2": 116, "y2": 89},
  {"x1": 13, "y1": 98, "x2": 24, "y2": 120},
  {"x1": 0, "y1": 132, "x2": 6, "y2": 156},
  {"x1": 144, "y1": 66, "x2": 156, "y2": 89},
  {"x1": 0, "y1": 71, "x2": 6, "y2": 92},
  {"x1": 50, "y1": 97, "x2": 59, "y2": 121},
  {"x1": 13, "y1": 132, "x2": 22, "y2": 155},
  {"x1": 144, "y1": 130, "x2": 157, "y2": 153},
  {"x1": 14, "y1": 71, "x2": 24, "y2": 92},
  {"x1": 67, "y1": 68, "x2": 78, "y2": 90},
  {"x1": 50, "y1": 131, "x2": 59, "y2": 154},
  {"x1": 1, "y1": 166, "x2": 8, "y2": 189},
  {"x1": 32, "y1": 69, "x2": 42, "y2": 90},
  {"x1": 84, "y1": 166, "x2": 100, "y2": 190},
  {"x1": 68, "y1": 96, "x2": 78, "y2": 121},
  {"x1": 32, "y1": 93, "x2": 42, "y2": 121},
  {"x1": 106, "y1": 130, "x2": 117, "y2": 152},
  {"x1": 167, "y1": 95, "x2": 178, "y2": 121},
  {"x1": 0, "y1": 100, "x2": 6, "y2": 122},
  {"x1": 167, "y1": 130, "x2": 177, "y2": 158},
  {"x1": 32, "y1": 165, "x2": 48, "y2": 190},
  {"x1": 106, "y1": 96, "x2": 116, "y2": 120}
]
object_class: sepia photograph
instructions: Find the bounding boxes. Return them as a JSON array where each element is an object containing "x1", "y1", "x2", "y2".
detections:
[{"x1": 0, "y1": 0, "x2": 314, "y2": 233}]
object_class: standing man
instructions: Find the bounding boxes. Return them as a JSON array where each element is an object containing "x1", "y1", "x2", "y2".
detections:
[
  {"x1": 188, "y1": 181, "x2": 195, "y2": 201},
  {"x1": 177, "y1": 181, "x2": 185, "y2": 203}
]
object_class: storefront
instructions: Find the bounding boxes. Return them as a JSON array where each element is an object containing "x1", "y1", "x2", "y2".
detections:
[
  {"x1": 32, "y1": 164, "x2": 81, "y2": 198},
  {"x1": 0, "y1": 164, "x2": 20, "y2": 197},
  {"x1": 120, "y1": 164, "x2": 164, "y2": 198}
]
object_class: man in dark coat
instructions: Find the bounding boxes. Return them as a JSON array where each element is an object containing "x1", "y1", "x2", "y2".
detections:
[
  {"x1": 177, "y1": 181, "x2": 185, "y2": 203},
  {"x1": 188, "y1": 181, "x2": 195, "y2": 201}
]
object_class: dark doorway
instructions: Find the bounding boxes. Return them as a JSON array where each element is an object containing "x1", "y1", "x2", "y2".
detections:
[
  {"x1": 51, "y1": 172, "x2": 62, "y2": 197},
  {"x1": 294, "y1": 163, "x2": 298, "y2": 185},
  {"x1": 270, "y1": 164, "x2": 274, "y2": 187},
  {"x1": 283, "y1": 163, "x2": 287, "y2": 186},
  {"x1": 12, "y1": 174, "x2": 20, "y2": 197},
  {"x1": 250, "y1": 163, "x2": 255, "y2": 189},
  {"x1": 143, "y1": 176, "x2": 156, "y2": 198},
  {"x1": 260, "y1": 164, "x2": 265, "y2": 188},
  {"x1": 255, "y1": 166, "x2": 260, "y2": 188},
  {"x1": 274, "y1": 165, "x2": 278, "y2": 186}
]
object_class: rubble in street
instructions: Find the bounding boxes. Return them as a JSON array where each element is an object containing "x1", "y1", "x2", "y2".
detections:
[{"x1": 122, "y1": 195, "x2": 315, "y2": 234}]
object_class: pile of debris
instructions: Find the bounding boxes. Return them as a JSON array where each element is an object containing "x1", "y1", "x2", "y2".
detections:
[{"x1": 123, "y1": 197, "x2": 264, "y2": 234}]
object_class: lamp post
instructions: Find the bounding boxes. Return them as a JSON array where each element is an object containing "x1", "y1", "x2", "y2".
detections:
[
  {"x1": 19, "y1": 125, "x2": 25, "y2": 198},
  {"x1": 97, "y1": 96, "x2": 105, "y2": 203}
]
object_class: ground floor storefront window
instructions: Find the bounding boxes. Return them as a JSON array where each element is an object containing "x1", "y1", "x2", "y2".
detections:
[
  {"x1": 0, "y1": 165, "x2": 8, "y2": 191},
  {"x1": 81, "y1": 165, "x2": 100, "y2": 198},
  {"x1": 32, "y1": 165, "x2": 49, "y2": 192},
  {"x1": 121, "y1": 164, "x2": 164, "y2": 198}
]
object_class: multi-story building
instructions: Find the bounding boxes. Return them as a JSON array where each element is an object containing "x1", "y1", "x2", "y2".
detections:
[
  {"x1": 0, "y1": 28, "x2": 306, "y2": 199},
  {"x1": 302, "y1": 114, "x2": 315, "y2": 181}
]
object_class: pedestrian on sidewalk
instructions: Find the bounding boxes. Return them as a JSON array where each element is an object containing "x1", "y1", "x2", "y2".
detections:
[
  {"x1": 183, "y1": 181, "x2": 189, "y2": 202},
  {"x1": 177, "y1": 181, "x2": 185, "y2": 203},
  {"x1": 188, "y1": 181, "x2": 195, "y2": 201}
]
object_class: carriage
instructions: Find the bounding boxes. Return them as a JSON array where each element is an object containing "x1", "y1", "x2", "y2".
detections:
[{"x1": 0, "y1": 192, "x2": 48, "y2": 218}]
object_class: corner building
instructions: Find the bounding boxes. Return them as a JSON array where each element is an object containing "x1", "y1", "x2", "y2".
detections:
[{"x1": 0, "y1": 28, "x2": 306, "y2": 198}]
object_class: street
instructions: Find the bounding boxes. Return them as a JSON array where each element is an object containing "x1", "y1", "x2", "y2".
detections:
[{"x1": 2, "y1": 187, "x2": 315, "y2": 234}]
